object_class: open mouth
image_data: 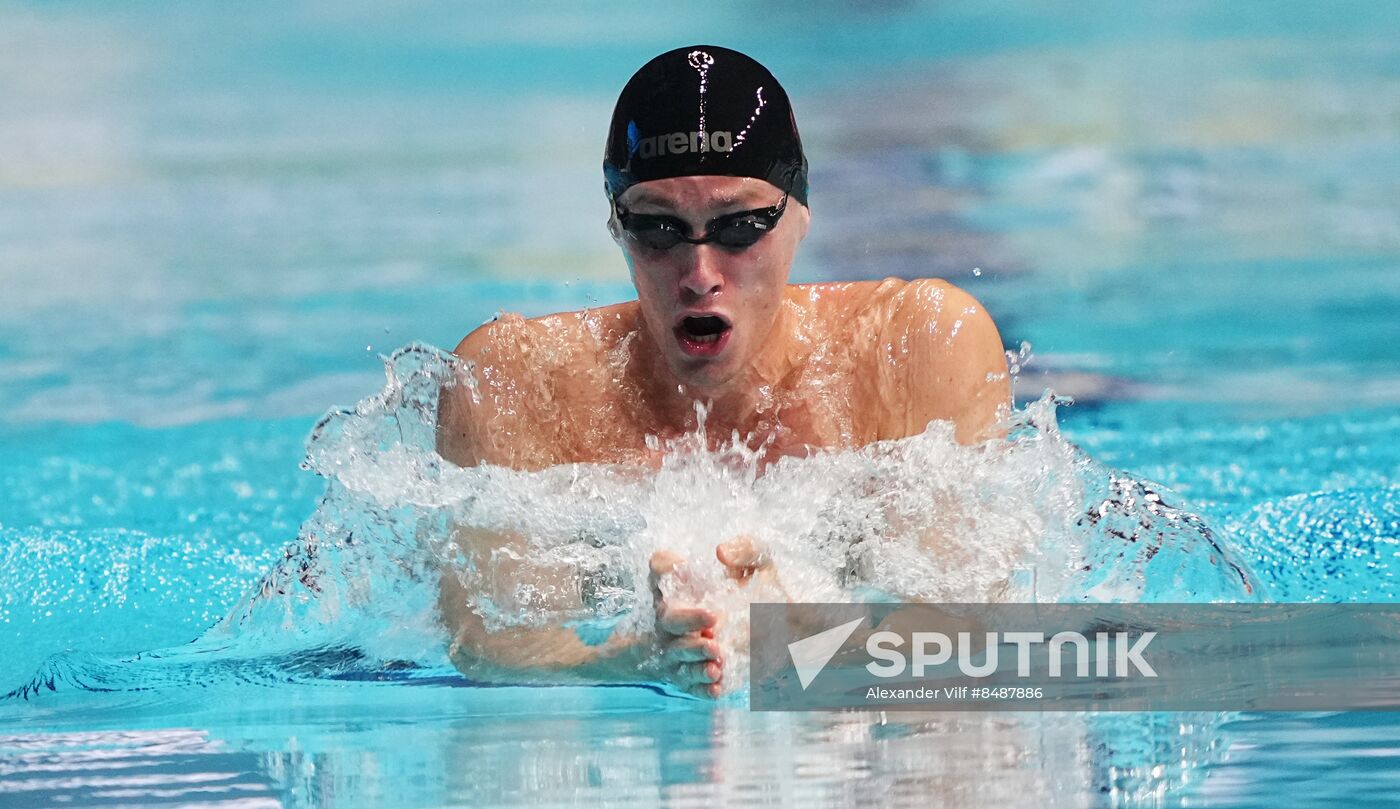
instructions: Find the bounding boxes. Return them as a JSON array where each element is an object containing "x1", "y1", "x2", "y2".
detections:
[{"x1": 674, "y1": 315, "x2": 733, "y2": 358}]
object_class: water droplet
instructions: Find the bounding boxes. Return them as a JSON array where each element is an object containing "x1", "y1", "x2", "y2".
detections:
[{"x1": 972, "y1": 267, "x2": 982, "y2": 277}]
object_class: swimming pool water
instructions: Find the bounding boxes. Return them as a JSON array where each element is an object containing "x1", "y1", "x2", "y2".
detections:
[{"x1": 2, "y1": 1, "x2": 1399, "y2": 806}]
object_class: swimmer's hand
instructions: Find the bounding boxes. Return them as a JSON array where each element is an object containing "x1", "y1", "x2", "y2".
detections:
[
  {"x1": 644, "y1": 551, "x2": 724, "y2": 699},
  {"x1": 441, "y1": 541, "x2": 773, "y2": 697},
  {"x1": 444, "y1": 539, "x2": 781, "y2": 697},
  {"x1": 640, "y1": 538, "x2": 786, "y2": 699},
  {"x1": 716, "y1": 535, "x2": 780, "y2": 590}
]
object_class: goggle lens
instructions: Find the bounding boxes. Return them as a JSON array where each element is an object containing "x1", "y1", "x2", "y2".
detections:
[{"x1": 615, "y1": 193, "x2": 788, "y2": 251}]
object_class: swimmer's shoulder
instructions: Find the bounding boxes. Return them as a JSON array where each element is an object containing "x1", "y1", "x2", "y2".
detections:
[
  {"x1": 788, "y1": 278, "x2": 1008, "y2": 443},
  {"x1": 787, "y1": 277, "x2": 971, "y2": 334},
  {"x1": 878, "y1": 278, "x2": 1010, "y2": 442},
  {"x1": 451, "y1": 301, "x2": 641, "y2": 368},
  {"x1": 442, "y1": 302, "x2": 641, "y2": 469},
  {"x1": 813, "y1": 276, "x2": 1001, "y2": 370},
  {"x1": 882, "y1": 277, "x2": 982, "y2": 330}
]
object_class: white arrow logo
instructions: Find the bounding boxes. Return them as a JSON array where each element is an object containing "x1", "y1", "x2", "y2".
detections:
[{"x1": 788, "y1": 618, "x2": 864, "y2": 690}]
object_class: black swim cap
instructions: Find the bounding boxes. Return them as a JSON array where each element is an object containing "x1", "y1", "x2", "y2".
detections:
[{"x1": 604, "y1": 45, "x2": 809, "y2": 206}]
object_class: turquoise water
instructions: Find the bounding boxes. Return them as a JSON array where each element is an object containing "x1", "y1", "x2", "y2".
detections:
[{"x1": 3, "y1": 1, "x2": 1399, "y2": 806}]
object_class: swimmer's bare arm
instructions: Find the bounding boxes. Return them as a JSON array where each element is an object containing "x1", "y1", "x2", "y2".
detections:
[
  {"x1": 436, "y1": 538, "x2": 723, "y2": 694},
  {"x1": 434, "y1": 322, "x2": 724, "y2": 696},
  {"x1": 871, "y1": 280, "x2": 1012, "y2": 590},
  {"x1": 880, "y1": 279, "x2": 1011, "y2": 444}
]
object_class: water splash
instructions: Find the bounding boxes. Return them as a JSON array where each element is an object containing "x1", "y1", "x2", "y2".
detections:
[
  {"x1": 235, "y1": 345, "x2": 1254, "y2": 685},
  {"x1": 9, "y1": 343, "x2": 1261, "y2": 701}
]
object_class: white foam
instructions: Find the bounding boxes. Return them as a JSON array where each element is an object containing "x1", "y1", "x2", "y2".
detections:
[{"x1": 223, "y1": 344, "x2": 1258, "y2": 693}]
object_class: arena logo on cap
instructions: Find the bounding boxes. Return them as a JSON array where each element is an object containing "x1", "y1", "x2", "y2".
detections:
[{"x1": 633, "y1": 129, "x2": 733, "y2": 159}]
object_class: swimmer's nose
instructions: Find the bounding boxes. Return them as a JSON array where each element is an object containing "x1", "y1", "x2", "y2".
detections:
[{"x1": 678, "y1": 245, "x2": 724, "y2": 299}]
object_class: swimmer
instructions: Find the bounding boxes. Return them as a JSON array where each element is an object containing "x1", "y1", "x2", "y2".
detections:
[{"x1": 436, "y1": 46, "x2": 1010, "y2": 697}]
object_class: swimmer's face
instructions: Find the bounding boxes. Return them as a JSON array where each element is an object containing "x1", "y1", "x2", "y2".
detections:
[{"x1": 611, "y1": 176, "x2": 810, "y2": 392}]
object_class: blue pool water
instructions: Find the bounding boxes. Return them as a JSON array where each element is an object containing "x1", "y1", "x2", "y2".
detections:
[{"x1": 3, "y1": 1, "x2": 1399, "y2": 806}]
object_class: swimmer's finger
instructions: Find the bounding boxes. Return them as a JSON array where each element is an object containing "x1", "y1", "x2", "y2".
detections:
[
  {"x1": 664, "y1": 635, "x2": 720, "y2": 664},
  {"x1": 648, "y1": 550, "x2": 686, "y2": 604},
  {"x1": 658, "y1": 605, "x2": 717, "y2": 636},
  {"x1": 717, "y1": 535, "x2": 769, "y2": 568},
  {"x1": 687, "y1": 682, "x2": 722, "y2": 700},
  {"x1": 717, "y1": 535, "x2": 770, "y2": 581},
  {"x1": 676, "y1": 660, "x2": 722, "y2": 687},
  {"x1": 649, "y1": 550, "x2": 684, "y2": 580}
]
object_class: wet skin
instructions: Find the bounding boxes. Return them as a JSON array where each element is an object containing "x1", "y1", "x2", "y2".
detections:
[{"x1": 436, "y1": 176, "x2": 1011, "y2": 697}]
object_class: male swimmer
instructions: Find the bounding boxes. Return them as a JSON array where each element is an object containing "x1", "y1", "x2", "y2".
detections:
[{"x1": 436, "y1": 46, "x2": 1010, "y2": 697}]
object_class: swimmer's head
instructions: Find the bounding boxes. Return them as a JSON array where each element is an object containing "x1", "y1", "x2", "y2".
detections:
[{"x1": 603, "y1": 46, "x2": 808, "y2": 207}]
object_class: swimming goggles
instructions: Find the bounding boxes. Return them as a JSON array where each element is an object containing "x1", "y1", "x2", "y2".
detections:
[{"x1": 613, "y1": 192, "x2": 789, "y2": 250}]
